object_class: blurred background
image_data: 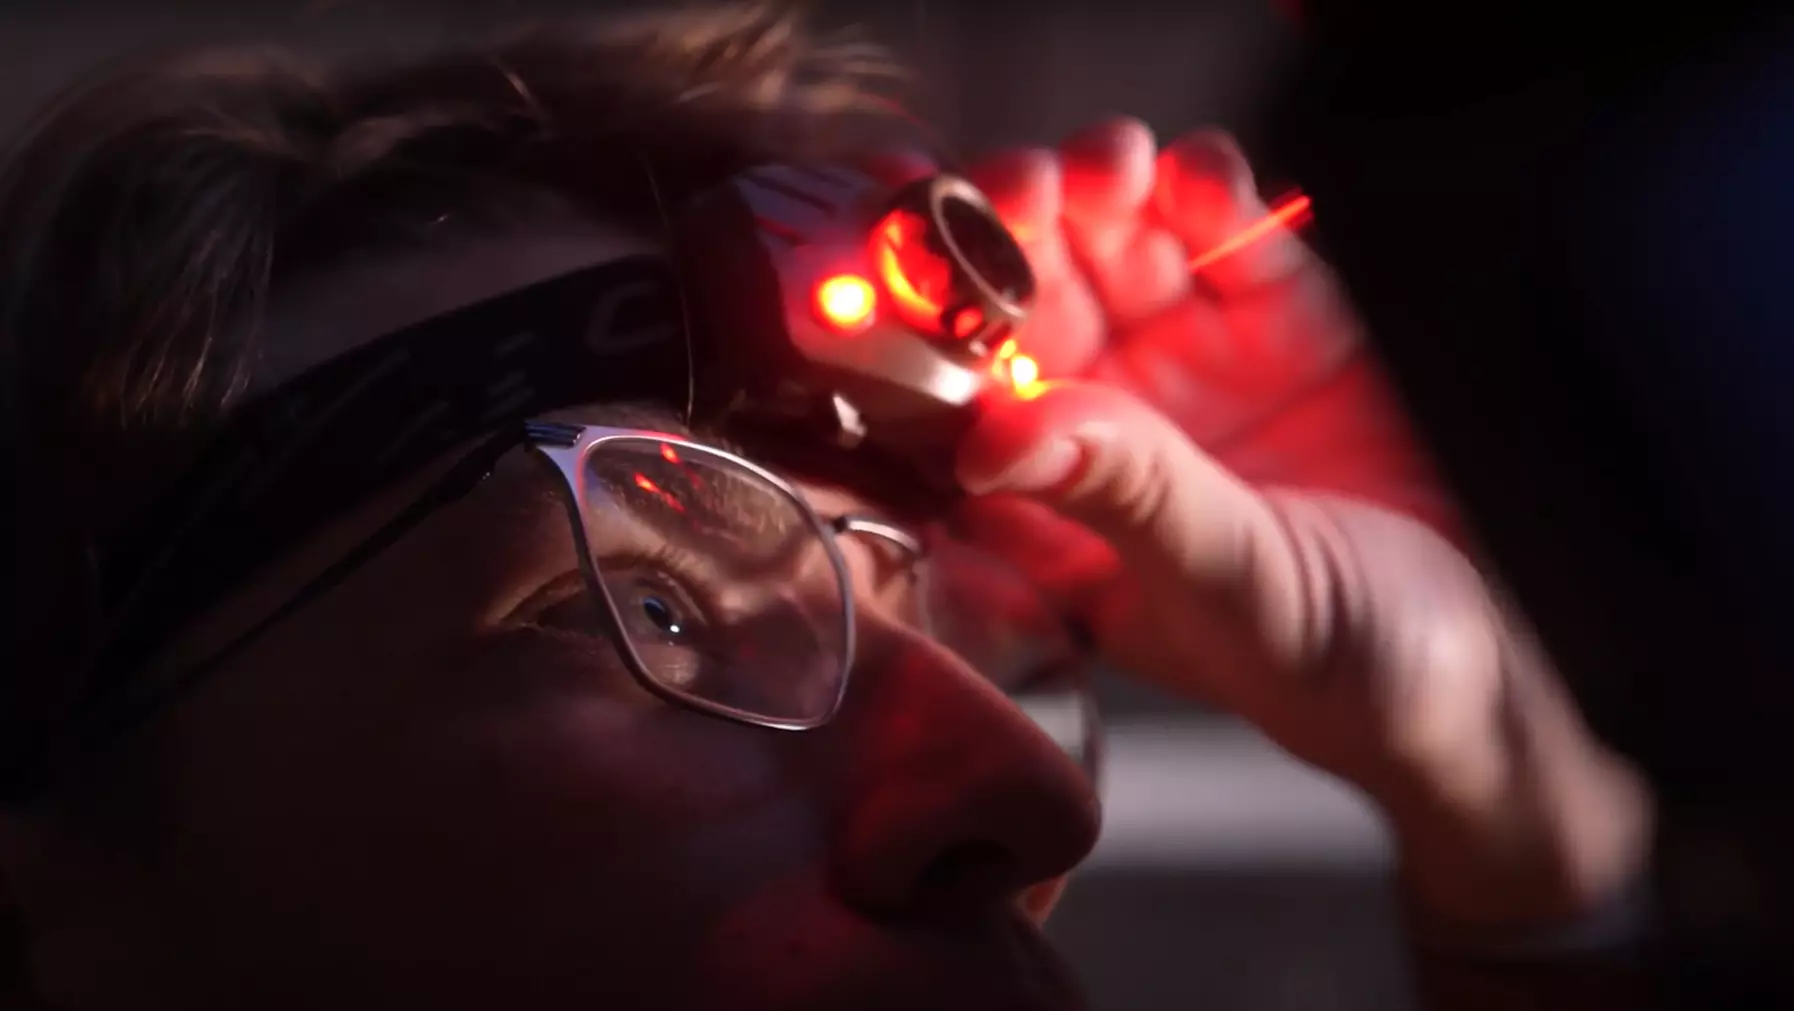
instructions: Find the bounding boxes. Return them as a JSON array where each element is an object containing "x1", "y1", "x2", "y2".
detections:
[{"x1": 0, "y1": 2, "x2": 1412, "y2": 1008}]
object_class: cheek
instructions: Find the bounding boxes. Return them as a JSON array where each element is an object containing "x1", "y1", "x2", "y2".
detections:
[{"x1": 155, "y1": 634, "x2": 833, "y2": 1005}]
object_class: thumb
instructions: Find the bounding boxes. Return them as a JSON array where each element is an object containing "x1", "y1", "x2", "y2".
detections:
[{"x1": 957, "y1": 381, "x2": 1292, "y2": 633}]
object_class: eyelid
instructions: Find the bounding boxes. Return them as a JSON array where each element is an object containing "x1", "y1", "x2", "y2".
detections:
[
  {"x1": 834, "y1": 533, "x2": 921, "y2": 603},
  {"x1": 503, "y1": 569, "x2": 588, "y2": 627}
]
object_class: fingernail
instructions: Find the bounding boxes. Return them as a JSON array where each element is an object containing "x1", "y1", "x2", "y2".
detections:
[{"x1": 961, "y1": 437, "x2": 1084, "y2": 495}]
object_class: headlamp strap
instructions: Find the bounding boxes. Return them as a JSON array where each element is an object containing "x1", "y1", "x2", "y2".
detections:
[{"x1": 78, "y1": 255, "x2": 685, "y2": 718}]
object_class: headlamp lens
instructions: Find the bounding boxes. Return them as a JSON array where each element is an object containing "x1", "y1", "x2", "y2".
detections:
[
  {"x1": 868, "y1": 176, "x2": 1036, "y2": 349},
  {"x1": 937, "y1": 191, "x2": 1034, "y2": 309}
]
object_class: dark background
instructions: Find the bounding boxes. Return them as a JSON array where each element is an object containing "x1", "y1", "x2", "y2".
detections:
[{"x1": 0, "y1": 3, "x2": 1414, "y2": 1008}]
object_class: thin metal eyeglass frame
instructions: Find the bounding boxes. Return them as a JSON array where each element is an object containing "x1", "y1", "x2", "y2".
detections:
[
  {"x1": 525, "y1": 420, "x2": 881, "y2": 731},
  {"x1": 17, "y1": 422, "x2": 911, "y2": 799}
]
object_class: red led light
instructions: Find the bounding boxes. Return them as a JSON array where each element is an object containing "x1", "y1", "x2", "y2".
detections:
[
  {"x1": 950, "y1": 306, "x2": 985, "y2": 339},
  {"x1": 814, "y1": 274, "x2": 877, "y2": 331},
  {"x1": 991, "y1": 337, "x2": 1045, "y2": 399},
  {"x1": 1008, "y1": 353, "x2": 1040, "y2": 391}
]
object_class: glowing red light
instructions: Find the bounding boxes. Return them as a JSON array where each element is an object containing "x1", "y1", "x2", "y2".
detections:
[
  {"x1": 1188, "y1": 192, "x2": 1313, "y2": 274},
  {"x1": 659, "y1": 443, "x2": 681, "y2": 464},
  {"x1": 951, "y1": 306, "x2": 985, "y2": 339},
  {"x1": 990, "y1": 337, "x2": 1046, "y2": 399},
  {"x1": 814, "y1": 274, "x2": 877, "y2": 331},
  {"x1": 1008, "y1": 354, "x2": 1040, "y2": 390},
  {"x1": 873, "y1": 209, "x2": 953, "y2": 334}
]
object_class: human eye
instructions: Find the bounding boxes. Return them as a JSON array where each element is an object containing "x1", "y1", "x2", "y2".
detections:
[
  {"x1": 519, "y1": 518, "x2": 846, "y2": 720},
  {"x1": 600, "y1": 549, "x2": 728, "y2": 689},
  {"x1": 520, "y1": 546, "x2": 725, "y2": 692}
]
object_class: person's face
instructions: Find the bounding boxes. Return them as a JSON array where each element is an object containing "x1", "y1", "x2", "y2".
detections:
[{"x1": 38, "y1": 407, "x2": 1101, "y2": 1011}]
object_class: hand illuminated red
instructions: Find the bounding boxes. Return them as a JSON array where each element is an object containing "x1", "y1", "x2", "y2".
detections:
[
  {"x1": 968, "y1": 119, "x2": 1448, "y2": 527},
  {"x1": 952, "y1": 120, "x2": 1649, "y2": 930}
]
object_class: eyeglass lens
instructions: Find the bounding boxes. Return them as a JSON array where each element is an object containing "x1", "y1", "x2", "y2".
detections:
[
  {"x1": 570, "y1": 435, "x2": 1100, "y2": 779},
  {"x1": 576, "y1": 437, "x2": 852, "y2": 727}
]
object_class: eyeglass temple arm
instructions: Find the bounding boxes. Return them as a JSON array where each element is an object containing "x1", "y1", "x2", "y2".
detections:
[{"x1": 834, "y1": 516, "x2": 1099, "y2": 656}]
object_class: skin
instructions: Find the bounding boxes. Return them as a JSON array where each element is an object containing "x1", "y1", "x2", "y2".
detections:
[
  {"x1": 0, "y1": 117, "x2": 1652, "y2": 1011},
  {"x1": 2, "y1": 408, "x2": 1099, "y2": 1011},
  {"x1": 955, "y1": 119, "x2": 1652, "y2": 933}
]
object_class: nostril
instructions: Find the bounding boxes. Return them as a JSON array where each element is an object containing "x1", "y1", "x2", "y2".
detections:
[{"x1": 916, "y1": 840, "x2": 1017, "y2": 908}]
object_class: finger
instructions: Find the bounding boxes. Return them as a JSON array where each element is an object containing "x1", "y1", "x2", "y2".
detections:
[
  {"x1": 1084, "y1": 297, "x2": 1275, "y2": 443},
  {"x1": 1198, "y1": 357, "x2": 1466, "y2": 538},
  {"x1": 1091, "y1": 282, "x2": 1457, "y2": 536},
  {"x1": 963, "y1": 146, "x2": 1065, "y2": 262},
  {"x1": 1058, "y1": 117, "x2": 1191, "y2": 326},
  {"x1": 964, "y1": 147, "x2": 1106, "y2": 377},
  {"x1": 956, "y1": 382, "x2": 1297, "y2": 657},
  {"x1": 1155, "y1": 130, "x2": 1311, "y2": 293},
  {"x1": 1100, "y1": 268, "x2": 1358, "y2": 425}
]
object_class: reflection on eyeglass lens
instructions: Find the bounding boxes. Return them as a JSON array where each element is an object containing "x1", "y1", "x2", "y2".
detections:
[{"x1": 577, "y1": 439, "x2": 850, "y2": 725}]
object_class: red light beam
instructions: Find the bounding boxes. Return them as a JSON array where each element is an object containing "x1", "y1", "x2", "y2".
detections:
[{"x1": 1187, "y1": 192, "x2": 1313, "y2": 274}]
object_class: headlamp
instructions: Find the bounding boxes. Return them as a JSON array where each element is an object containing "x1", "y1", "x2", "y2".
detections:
[{"x1": 678, "y1": 163, "x2": 1037, "y2": 495}]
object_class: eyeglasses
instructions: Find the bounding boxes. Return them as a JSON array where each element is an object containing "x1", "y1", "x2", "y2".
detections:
[
  {"x1": 529, "y1": 420, "x2": 859, "y2": 728},
  {"x1": 22, "y1": 420, "x2": 1100, "y2": 793},
  {"x1": 526, "y1": 421, "x2": 1100, "y2": 771}
]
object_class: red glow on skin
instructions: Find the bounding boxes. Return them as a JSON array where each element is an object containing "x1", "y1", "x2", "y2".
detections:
[
  {"x1": 1187, "y1": 192, "x2": 1313, "y2": 274},
  {"x1": 985, "y1": 193, "x2": 1314, "y2": 404},
  {"x1": 951, "y1": 306, "x2": 985, "y2": 339}
]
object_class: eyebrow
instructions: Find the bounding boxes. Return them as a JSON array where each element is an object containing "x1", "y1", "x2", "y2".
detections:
[
  {"x1": 475, "y1": 403, "x2": 917, "y2": 577},
  {"x1": 458, "y1": 402, "x2": 694, "y2": 528},
  {"x1": 601, "y1": 450, "x2": 802, "y2": 547},
  {"x1": 460, "y1": 406, "x2": 790, "y2": 553}
]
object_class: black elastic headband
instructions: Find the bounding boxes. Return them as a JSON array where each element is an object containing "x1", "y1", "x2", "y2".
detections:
[{"x1": 1, "y1": 246, "x2": 688, "y2": 796}]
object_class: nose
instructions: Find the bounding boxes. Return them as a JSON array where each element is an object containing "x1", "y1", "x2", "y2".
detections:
[{"x1": 820, "y1": 617, "x2": 1102, "y2": 919}]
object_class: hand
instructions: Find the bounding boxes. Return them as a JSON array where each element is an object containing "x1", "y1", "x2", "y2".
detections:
[{"x1": 955, "y1": 119, "x2": 1650, "y2": 928}]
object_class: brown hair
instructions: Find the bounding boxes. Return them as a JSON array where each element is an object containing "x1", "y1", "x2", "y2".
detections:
[
  {"x1": 0, "y1": 2, "x2": 910, "y2": 735},
  {"x1": 0, "y1": 6, "x2": 909, "y2": 995}
]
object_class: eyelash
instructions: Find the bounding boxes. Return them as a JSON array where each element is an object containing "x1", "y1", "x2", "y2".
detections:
[
  {"x1": 518, "y1": 542, "x2": 720, "y2": 632},
  {"x1": 518, "y1": 540, "x2": 1076, "y2": 682}
]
